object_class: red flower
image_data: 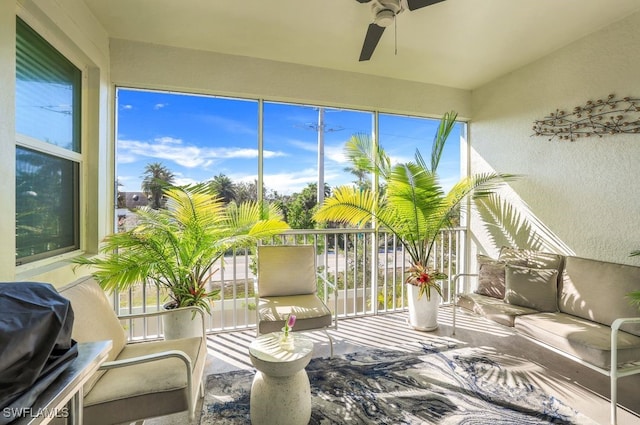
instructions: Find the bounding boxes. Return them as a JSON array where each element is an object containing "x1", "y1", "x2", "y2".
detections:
[{"x1": 417, "y1": 272, "x2": 430, "y2": 284}]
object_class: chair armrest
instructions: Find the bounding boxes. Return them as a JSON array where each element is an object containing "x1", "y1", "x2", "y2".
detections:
[
  {"x1": 317, "y1": 272, "x2": 338, "y2": 328},
  {"x1": 611, "y1": 317, "x2": 640, "y2": 370},
  {"x1": 451, "y1": 273, "x2": 478, "y2": 302},
  {"x1": 316, "y1": 273, "x2": 337, "y2": 289},
  {"x1": 100, "y1": 349, "x2": 193, "y2": 370},
  {"x1": 117, "y1": 307, "x2": 207, "y2": 338}
]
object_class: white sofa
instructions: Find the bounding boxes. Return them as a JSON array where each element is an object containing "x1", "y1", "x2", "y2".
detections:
[{"x1": 453, "y1": 247, "x2": 640, "y2": 425}]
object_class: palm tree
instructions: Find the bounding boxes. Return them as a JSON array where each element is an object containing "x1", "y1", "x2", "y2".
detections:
[
  {"x1": 142, "y1": 162, "x2": 175, "y2": 209},
  {"x1": 314, "y1": 111, "x2": 514, "y2": 300},
  {"x1": 73, "y1": 184, "x2": 289, "y2": 313},
  {"x1": 209, "y1": 174, "x2": 237, "y2": 204}
]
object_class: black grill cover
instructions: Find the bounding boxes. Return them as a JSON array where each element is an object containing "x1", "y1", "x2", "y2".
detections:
[{"x1": 0, "y1": 282, "x2": 78, "y2": 422}]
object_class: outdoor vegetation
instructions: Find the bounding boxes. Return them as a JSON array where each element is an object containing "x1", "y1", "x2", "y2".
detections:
[{"x1": 112, "y1": 111, "x2": 472, "y2": 317}]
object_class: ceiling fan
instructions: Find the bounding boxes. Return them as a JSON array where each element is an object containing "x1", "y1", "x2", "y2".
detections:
[{"x1": 356, "y1": 0, "x2": 446, "y2": 61}]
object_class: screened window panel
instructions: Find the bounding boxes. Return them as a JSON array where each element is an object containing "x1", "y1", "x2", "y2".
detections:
[
  {"x1": 16, "y1": 18, "x2": 81, "y2": 153},
  {"x1": 16, "y1": 147, "x2": 79, "y2": 264}
]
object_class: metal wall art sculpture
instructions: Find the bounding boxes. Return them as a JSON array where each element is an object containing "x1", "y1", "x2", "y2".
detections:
[{"x1": 532, "y1": 94, "x2": 640, "y2": 141}]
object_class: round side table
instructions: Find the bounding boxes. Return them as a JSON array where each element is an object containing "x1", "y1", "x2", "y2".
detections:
[{"x1": 248, "y1": 332, "x2": 314, "y2": 425}]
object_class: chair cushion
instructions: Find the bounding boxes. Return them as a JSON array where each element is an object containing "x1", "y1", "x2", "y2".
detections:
[
  {"x1": 83, "y1": 336, "x2": 205, "y2": 425},
  {"x1": 515, "y1": 312, "x2": 640, "y2": 369},
  {"x1": 58, "y1": 276, "x2": 127, "y2": 393},
  {"x1": 257, "y1": 294, "x2": 332, "y2": 334},
  {"x1": 457, "y1": 293, "x2": 538, "y2": 327},
  {"x1": 257, "y1": 245, "x2": 317, "y2": 297},
  {"x1": 504, "y1": 265, "x2": 559, "y2": 312}
]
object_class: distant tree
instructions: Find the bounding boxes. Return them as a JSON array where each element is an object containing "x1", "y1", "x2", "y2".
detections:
[
  {"x1": 209, "y1": 174, "x2": 237, "y2": 204},
  {"x1": 234, "y1": 180, "x2": 259, "y2": 204},
  {"x1": 344, "y1": 165, "x2": 371, "y2": 191},
  {"x1": 287, "y1": 183, "x2": 327, "y2": 229},
  {"x1": 141, "y1": 162, "x2": 175, "y2": 209}
]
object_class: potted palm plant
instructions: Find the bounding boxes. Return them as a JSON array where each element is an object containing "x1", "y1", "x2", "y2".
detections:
[
  {"x1": 74, "y1": 183, "x2": 289, "y2": 338},
  {"x1": 314, "y1": 111, "x2": 513, "y2": 331}
]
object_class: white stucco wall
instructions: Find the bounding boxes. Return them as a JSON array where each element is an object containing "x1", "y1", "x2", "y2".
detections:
[
  {"x1": 470, "y1": 11, "x2": 640, "y2": 265},
  {"x1": 109, "y1": 39, "x2": 471, "y2": 119}
]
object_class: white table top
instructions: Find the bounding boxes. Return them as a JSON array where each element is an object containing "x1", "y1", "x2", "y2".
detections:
[{"x1": 249, "y1": 332, "x2": 313, "y2": 364}]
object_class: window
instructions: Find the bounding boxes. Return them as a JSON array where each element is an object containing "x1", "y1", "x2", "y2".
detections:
[
  {"x1": 15, "y1": 18, "x2": 81, "y2": 265},
  {"x1": 115, "y1": 88, "x2": 463, "y2": 231}
]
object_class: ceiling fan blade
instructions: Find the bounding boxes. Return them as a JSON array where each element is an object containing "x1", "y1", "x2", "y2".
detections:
[
  {"x1": 359, "y1": 23, "x2": 386, "y2": 61},
  {"x1": 406, "y1": 0, "x2": 445, "y2": 11},
  {"x1": 356, "y1": 0, "x2": 372, "y2": 3}
]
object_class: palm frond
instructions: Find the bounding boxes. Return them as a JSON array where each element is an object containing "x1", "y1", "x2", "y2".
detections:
[
  {"x1": 628, "y1": 290, "x2": 640, "y2": 309},
  {"x1": 313, "y1": 186, "x2": 378, "y2": 227},
  {"x1": 431, "y1": 110, "x2": 458, "y2": 172},
  {"x1": 345, "y1": 133, "x2": 391, "y2": 180}
]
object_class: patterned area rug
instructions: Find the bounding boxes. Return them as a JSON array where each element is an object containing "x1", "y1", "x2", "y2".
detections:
[{"x1": 200, "y1": 341, "x2": 597, "y2": 424}]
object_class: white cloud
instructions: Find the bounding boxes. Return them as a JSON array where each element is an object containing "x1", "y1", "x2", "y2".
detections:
[
  {"x1": 325, "y1": 144, "x2": 347, "y2": 163},
  {"x1": 117, "y1": 137, "x2": 286, "y2": 169},
  {"x1": 154, "y1": 103, "x2": 168, "y2": 110},
  {"x1": 263, "y1": 168, "x2": 317, "y2": 195},
  {"x1": 288, "y1": 139, "x2": 316, "y2": 152},
  {"x1": 121, "y1": 104, "x2": 133, "y2": 110},
  {"x1": 201, "y1": 115, "x2": 256, "y2": 136}
]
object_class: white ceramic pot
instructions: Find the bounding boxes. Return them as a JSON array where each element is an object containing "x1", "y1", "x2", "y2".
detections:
[
  {"x1": 406, "y1": 283, "x2": 440, "y2": 331},
  {"x1": 162, "y1": 305, "x2": 204, "y2": 340}
]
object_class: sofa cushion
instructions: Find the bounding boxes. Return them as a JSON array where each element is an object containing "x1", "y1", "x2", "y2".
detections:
[
  {"x1": 504, "y1": 265, "x2": 559, "y2": 312},
  {"x1": 458, "y1": 293, "x2": 539, "y2": 327},
  {"x1": 560, "y1": 256, "x2": 640, "y2": 337},
  {"x1": 514, "y1": 312, "x2": 640, "y2": 369}
]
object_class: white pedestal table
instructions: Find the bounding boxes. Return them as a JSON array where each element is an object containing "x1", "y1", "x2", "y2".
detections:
[{"x1": 248, "y1": 333, "x2": 314, "y2": 425}]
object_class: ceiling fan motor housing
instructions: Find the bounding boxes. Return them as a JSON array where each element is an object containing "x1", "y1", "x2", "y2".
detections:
[{"x1": 372, "y1": 0, "x2": 403, "y2": 27}]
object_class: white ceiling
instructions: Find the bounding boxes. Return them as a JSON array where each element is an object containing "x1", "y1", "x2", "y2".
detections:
[{"x1": 82, "y1": 0, "x2": 640, "y2": 90}]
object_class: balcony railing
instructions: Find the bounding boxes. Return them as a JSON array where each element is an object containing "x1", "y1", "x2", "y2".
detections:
[{"x1": 115, "y1": 228, "x2": 467, "y2": 341}]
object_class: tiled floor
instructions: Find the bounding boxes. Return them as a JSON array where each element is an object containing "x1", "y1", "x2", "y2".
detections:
[{"x1": 146, "y1": 307, "x2": 640, "y2": 425}]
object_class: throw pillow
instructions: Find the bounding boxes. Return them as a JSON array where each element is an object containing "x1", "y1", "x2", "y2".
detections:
[
  {"x1": 504, "y1": 264, "x2": 559, "y2": 312},
  {"x1": 475, "y1": 255, "x2": 507, "y2": 299}
]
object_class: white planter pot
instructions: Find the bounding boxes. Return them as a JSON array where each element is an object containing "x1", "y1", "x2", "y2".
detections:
[
  {"x1": 406, "y1": 283, "x2": 440, "y2": 331},
  {"x1": 162, "y1": 305, "x2": 204, "y2": 340}
]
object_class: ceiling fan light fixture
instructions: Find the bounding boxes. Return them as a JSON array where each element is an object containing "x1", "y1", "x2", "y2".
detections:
[{"x1": 374, "y1": 9, "x2": 396, "y2": 27}]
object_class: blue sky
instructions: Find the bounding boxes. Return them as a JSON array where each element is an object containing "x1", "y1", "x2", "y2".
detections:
[{"x1": 116, "y1": 88, "x2": 461, "y2": 195}]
